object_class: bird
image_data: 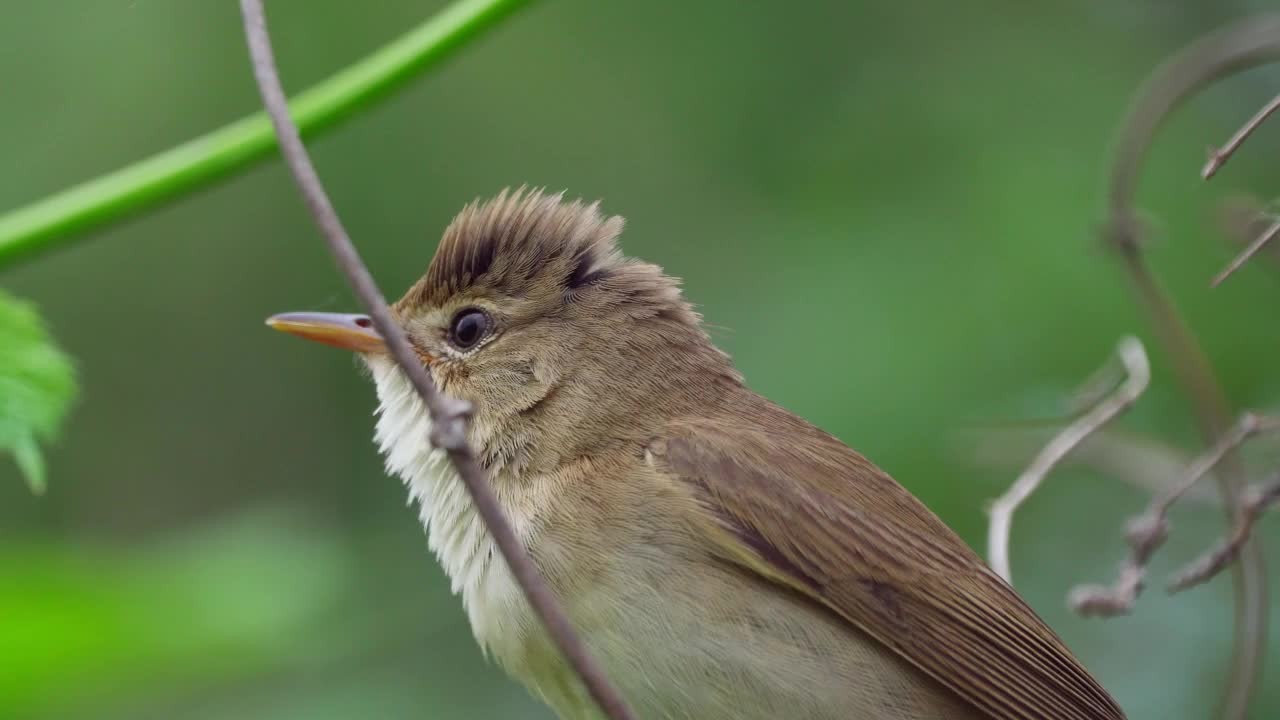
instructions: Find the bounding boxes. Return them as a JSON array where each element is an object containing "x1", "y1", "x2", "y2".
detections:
[{"x1": 266, "y1": 188, "x2": 1127, "y2": 720}]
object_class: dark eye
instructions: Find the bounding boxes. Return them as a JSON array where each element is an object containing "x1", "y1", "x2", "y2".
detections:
[{"x1": 447, "y1": 308, "x2": 491, "y2": 350}]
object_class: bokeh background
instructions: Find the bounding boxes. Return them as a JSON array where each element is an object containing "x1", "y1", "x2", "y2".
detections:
[{"x1": 3, "y1": 1, "x2": 1280, "y2": 718}]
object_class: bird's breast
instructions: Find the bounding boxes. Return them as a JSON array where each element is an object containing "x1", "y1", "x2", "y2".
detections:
[{"x1": 366, "y1": 359, "x2": 976, "y2": 719}]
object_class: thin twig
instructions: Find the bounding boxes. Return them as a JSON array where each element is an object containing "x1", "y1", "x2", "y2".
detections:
[
  {"x1": 236, "y1": 3, "x2": 634, "y2": 719},
  {"x1": 1216, "y1": 197, "x2": 1280, "y2": 275},
  {"x1": 1202, "y1": 93, "x2": 1280, "y2": 180},
  {"x1": 1100, "y1": 15, "x2": 1280, "y2": 717},
  {"x1": 1171, "y1": 472, "x2": 1280, "y2": 592},
  {"x1": 963, "y1": 425, "x2": 1259, "y2": 505},
  {"x1": 1070, "y1": 413, "x2": 1280, "y2": 616},
  {"x1": 987, "y1": 337, "x2": 1150, "y2": 584},
  {"x1": 1211, "y1": 217, "x2": 1280, "y2": 287}
]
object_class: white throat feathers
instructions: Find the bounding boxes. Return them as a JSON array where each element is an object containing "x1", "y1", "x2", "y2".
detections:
[{"x1": 364, "y1": 355, "x2": 528, "y2": 655}]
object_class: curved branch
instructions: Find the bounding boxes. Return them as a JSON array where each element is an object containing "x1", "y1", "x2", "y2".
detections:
[
  {"x1": 987, "y1": 337, "x2": 1150, "y2": 584},
  {"x1": 0, "y1": 0, "x2": 531, "y2": 269},
  {"x1": 1100, "y1": 14, "x2": 1280, "y2": 719},
  {"x1": 237, "y1": 2, "x2": 634, "y2": 719}
]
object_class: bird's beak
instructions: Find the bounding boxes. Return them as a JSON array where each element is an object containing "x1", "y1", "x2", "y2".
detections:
[{"x1": 265, "y1": 312, "x2": 388, "y2": 353}]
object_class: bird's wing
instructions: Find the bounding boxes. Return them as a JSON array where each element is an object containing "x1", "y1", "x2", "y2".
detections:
[{"x1": 650, "y1": 400, "x2": 1126, "y2": 720}]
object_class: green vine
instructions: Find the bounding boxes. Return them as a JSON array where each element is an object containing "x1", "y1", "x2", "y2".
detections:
[
  {"x1": 0, "y1": 0, "x2": 531, "y2": 268},
  {"x1": 0, "y1": 0, "x2": 531, "y2": 491}
]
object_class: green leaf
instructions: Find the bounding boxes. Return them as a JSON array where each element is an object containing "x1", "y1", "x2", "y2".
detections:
[{"x1": 0, "y1": 290, "x2": 76, "y2": 493}]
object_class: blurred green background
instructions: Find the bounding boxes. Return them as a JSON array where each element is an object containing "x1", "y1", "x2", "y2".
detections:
[{"x1": 3, "y1": 1, "x2": 1279, "y2": 718}]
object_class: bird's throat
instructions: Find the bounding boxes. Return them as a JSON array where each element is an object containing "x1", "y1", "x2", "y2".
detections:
[{"x1": 365, "y1": 355, "x2": 532, "y2": 655}]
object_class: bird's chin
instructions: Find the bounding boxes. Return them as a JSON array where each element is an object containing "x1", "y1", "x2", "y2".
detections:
[
  {"x1": 361, "y1": 353, "x2": 405, "y2": 386},
  {"x1": 354, "y1": 350, "x2": 380, "y2": 373}
]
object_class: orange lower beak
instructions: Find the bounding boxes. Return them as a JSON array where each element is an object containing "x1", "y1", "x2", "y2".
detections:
[{"x1": 265, "y1": 312, "x2": 388, "y2": 353}]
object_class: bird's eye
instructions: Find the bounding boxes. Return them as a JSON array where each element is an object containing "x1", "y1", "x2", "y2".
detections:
[{"x1": 447, "y1": 308, "x2": 491, "y2": 351}]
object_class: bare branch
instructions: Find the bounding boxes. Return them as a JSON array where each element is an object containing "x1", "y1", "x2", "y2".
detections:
[
  {"x1": 1216, "y1": 196, "x2": 1280, "y2": 274},
  {"x1": 1069, "y1": 412, "x2": 1280, "y2": 616},
  {"x1": 1099, "y1": 15, "x2": 1280, "y2": 716},
  {"x1": 964, "y1": 426, "x2": 1248, "y2": 505},
  {"x1": 1211, "y1": 217, "x2": 1280, "y2": 287},
  {"x1": 987, "y1": 337, "x2": 1150, "y2": 584},
  {"x1": 1144, "y1": 414, "x2": 1278, "y2": 532},
  {"x1": 1202, "y1": 93, "x2": 1280, "y2": 180},
  {"x1": 236, "y1": 3, "x2": 635, "y2": 719},
  {"x1": 1069, "y1": 563, "x2": 1146, "y2": 617},
  {"x1": 1171, "y1": 472, "x2": 1280, "y2": 592}
]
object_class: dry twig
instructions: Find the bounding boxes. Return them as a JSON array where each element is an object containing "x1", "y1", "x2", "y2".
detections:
[
  {"x1": 1070, "y1": 413, "x2": 1280, "y2": 616},
  {"x1": 1100, "y1": 15, "x2": 1280, "y2": 716},
  {"x1": 1202, "y1": 91, "x2": 1280, "y2": 290},
  {"x1": 237, "y1": 3, "x2": 635, "y2": 719},
  {"x1": 1202, "y1": 92, "x2": 1280, "y2": 180},
  {"x1": 1211, "y1": 218, "x2": 1280, "y2": 287},
  {"x1": 966, "y1": 426, "x2": 1234, "y2": 504},
  {"x1": 1171, "y1": 471, "x2": 1280, "y2": 592},
  {"x1": 1216, "y1": 197, "x2": 1280, "y2": 274},
  {"x1": 987, "y1": 337, "x2": 1150, "y2": 584}
]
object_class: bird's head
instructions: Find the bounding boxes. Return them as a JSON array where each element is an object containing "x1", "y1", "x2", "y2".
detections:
[{"x1": 268, "y1": 188, "x2": 738, "y2": 476}]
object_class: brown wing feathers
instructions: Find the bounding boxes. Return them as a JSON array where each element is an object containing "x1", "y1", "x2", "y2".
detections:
[{"x1": 658, "y1": 394, "x2": 1126, "y2": 720}]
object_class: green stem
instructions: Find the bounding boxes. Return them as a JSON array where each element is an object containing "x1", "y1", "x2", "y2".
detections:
[{"x1": 0, "y1": 0, "x2": 531, "y2": 268}]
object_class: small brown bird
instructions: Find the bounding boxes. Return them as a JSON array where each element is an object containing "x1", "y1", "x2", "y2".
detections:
[{"x1": 267, "y1": 189, "x2": 1126, "y2": 720}]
